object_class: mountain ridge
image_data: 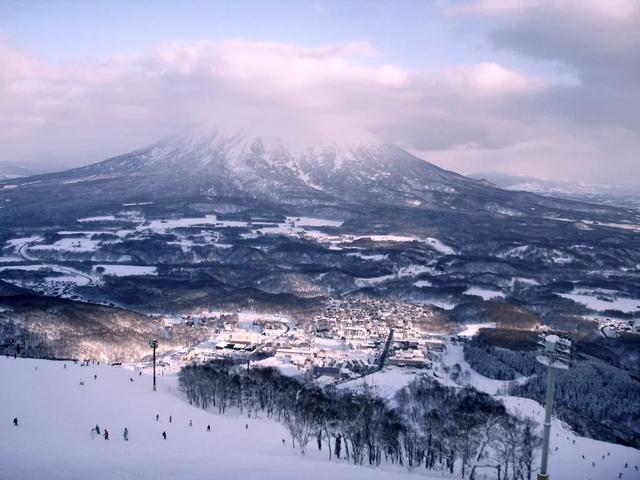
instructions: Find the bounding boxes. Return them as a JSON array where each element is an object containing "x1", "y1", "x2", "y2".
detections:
[{"x1": 1, "y1": 129, "x2": 633, "y2": 228}]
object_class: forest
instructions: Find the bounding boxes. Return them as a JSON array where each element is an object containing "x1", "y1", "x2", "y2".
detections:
[
  {"x1": 463, "y1": 329, "x2": 640, "y2": 448},
  {"x1": 179, "y1": 360, "x2": 541, "y2": 479}
]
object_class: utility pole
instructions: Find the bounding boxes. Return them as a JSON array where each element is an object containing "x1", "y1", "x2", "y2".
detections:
[
  {"x1": 536, "y1": 334, "x2": 572, "y2": 480},
  {"x1": 149, "y1": 339, "x2": 158, "y2": 392}
]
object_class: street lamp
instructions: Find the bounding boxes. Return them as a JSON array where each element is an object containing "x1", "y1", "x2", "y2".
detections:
[
  {"x1": 149, "y1": 339, "x2": 158, "y2": 392},
  {"x1": 536, "y1": 334, "x2": 572, "y2": 480}
]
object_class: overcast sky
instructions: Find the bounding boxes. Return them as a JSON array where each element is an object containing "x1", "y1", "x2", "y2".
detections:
[{"x1": 0, "y1": 0, "x2": 638, "y2": 184}]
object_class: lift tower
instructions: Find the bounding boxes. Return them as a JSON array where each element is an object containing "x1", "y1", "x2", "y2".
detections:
[{"x1": 536, "y1": 334, "x2": 572, "y2": 480}]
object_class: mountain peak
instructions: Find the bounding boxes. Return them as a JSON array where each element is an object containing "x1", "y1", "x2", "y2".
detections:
[
  {"x1": 0, "y1": 126, "x2": 495, "y2": 224},
  {"x1": 137, "y1": 127, "x2": 397, "y2": 176},
  {"x1": 158, "y1": 126, "x2": 382, "y2": 156}
]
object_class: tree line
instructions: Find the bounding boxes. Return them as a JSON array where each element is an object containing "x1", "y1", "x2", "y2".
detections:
[{"x1": 179, "y1": 360, "x2": 541, "y2": 479}]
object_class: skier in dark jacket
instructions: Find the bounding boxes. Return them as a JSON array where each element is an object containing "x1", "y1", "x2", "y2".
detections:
[
  {"x1": 162, "y1": 431, "x2": 167, "y2": 440},
  {"x1": 95, "y1": 424, "x2": 100, "y2": 435},
  {"x1": 13, "y1": 417, "x2": 18, "y2": 426},
  {"x1": 123, "y1": 427, "x2": 129, "y2": 441},
  {"x1": 103, "y1": 429, "x2": 109, "y2": 440}
]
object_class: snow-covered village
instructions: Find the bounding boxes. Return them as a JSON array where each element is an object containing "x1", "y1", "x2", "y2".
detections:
[{"x1": 2, "y1": 1, "x2": 640, "y2": 479}]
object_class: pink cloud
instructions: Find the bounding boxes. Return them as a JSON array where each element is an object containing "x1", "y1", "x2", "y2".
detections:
[{"x1": 0, "y1": 35, "x2": 635, "y2": 184}]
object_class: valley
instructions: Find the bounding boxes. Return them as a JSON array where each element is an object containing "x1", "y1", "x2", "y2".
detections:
[
  {"x1": 1, "y1": 131, "x2": 639, "y2": 478},
  {"x1": 4, "y1": 2, "x2": 640, "y2": 478}
]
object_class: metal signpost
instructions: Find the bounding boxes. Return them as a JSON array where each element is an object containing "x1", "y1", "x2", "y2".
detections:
[{"x1": 536, "y1": 334, "x2": 572, "y2": 480}]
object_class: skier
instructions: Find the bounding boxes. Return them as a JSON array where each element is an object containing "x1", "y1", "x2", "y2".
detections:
[
  {"x1": 155, "y1": 414, "x2": 159, "y2": 421},
  {"x1": 245, "y1": 424, "x2": 248, "y2": 430},
  {"x1": 139, "y1": 371, "x2": 142, "y2": 376},
  {"x1": 129, "y1": 377, "x2": 134, "y2": 382},
  {"x1": 189, "y1": 420, "x2": 192, "y2": 427},
  {"x1": 91, "y1": 428, "x2": 96, "y2": 439},
  {"x1": 95, "y1": 424, "x2": 101, "y2": 435},
  {"x1": 206, "y1": 425, "x2": 210, "y2": 432},
  {"x1": 103, "y1": 429, "x2": 109, "y2": 440},
  {"x1": 94, "y1": 374, "x2": 97, "y2": 380},
  {"x1": 162, "y1": 431, "x2": 167, "y2": 440},
  {"x1": 169, "y1": 415, "x2": 172, "y2": 423},
  {"x1": 123, "y1": 427, "x2": 129, "y2": 441},
  {"x1": 13, "y1": 417, "x2": 18, "y2": 426}
]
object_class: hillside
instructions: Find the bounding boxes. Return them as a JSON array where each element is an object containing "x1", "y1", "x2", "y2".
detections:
[
  {"x1": 1, "y1": 357, "x2": 638, "y2": 479},
  {"x1": 0, "y1": 357, "x2": 422, "y2": 480}
]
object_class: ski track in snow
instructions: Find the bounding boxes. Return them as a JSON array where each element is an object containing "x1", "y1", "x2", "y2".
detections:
[
  {"x1": 500, "y1": 396, "x2": 640, "y2": 480},
  {"x1": 0, "y1": 357, "x2": 430, "y2": 480}
]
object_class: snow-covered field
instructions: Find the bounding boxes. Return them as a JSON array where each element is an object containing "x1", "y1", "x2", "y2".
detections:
[
  {"x1": 458, "y1": 323, "x2": 496, "y2": 337},
  {"x1": 0, "y1": 263, "x2": 96, "y2": 288},
  {"x1": 441, "y1": 340, "x2": 525, "y2": 395},
  {"x1": 0, "y1": 357, "x2": 424, "y2": 480},
  {"x1": 92, "y1": 264, "x2": 158, "y2": 277},
  {"x1": 30, "y1": 237, "x2": 100, "y2": 252},
  {"x1": 355, "y1": 264, "x2": 434, "y2": 287},
  {"x1": 464, "y1": 287, "x2": 505, "y2": 300},
  {"x1": 78, "y1": 215, "x2": 117, "y2": 222},
  {"x1": 337, "y1": 366, "x2": 419, "y2": 400},
  {"x1": 558, "y1": 290, "x2": 640, "y2": 313}
]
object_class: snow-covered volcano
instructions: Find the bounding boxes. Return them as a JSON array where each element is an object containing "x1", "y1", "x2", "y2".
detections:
[
  {"x1": 38, "y1": 128, "x2": 480, "y2": 206},
  {"x1": 2, "y1": 126, "x2": 625, "y2": 227}
]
